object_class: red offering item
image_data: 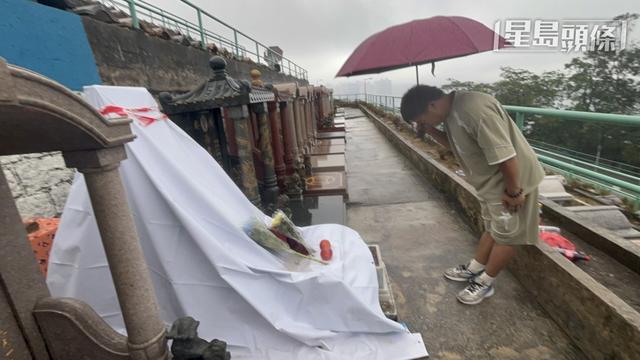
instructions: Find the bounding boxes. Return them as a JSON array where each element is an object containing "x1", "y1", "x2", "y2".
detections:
[
  {"x1": 540, "y1": 231, "x2": 575, "y2": 251},
  {"x1": 269, "y1": 229, "x2": 311, "y2": 255},
  {"x1": 540, "y1": 231, "x2": 590, "y2": 262},
  {"x1": 287, "y1": 238, "x2": 310, "y2": 256},
  {"x1": 269, "y1": 229, "x2": 288, "y2": 244},
  {"x1": 320, "y1": 240, "x2": 331, "y2": 250},
  {"x1": 320, "y1": 240, "x2": 333, "y2": 261},
  {"x1": 321, "y1": 249, "x2": 333, "y2": 261}
]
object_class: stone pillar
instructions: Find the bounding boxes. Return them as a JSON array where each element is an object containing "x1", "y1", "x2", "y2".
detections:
[
  {"x1": 227, "y1": 105, "x2": 261, "y2": 206},
  {"x1": 247, "y1": 112, "x2": 264, "y2": 188},
  {"x1": 195, "y1": 111, "x2": 223, "y2": 165},
  {"x1": 293, "y1": 99, "x2": 306, "y2": 154},
  {"x1": 63, "y1": 146, "x2": 168, "y2": 360},
  {"x1": 314, "y1": 94, "x2": 322, "y2": 128},
  {"x1": 300, "y1": 99, "x2": 310, "y2": 150},
  {"x1": 252, "y1": 103, "x2": 279, "y2": 205},
  {"x1": 212, "y1": 108, "x2": 231, "y2": 171},
  {"x1": 319, "y1": 94, "x2": 324, "y2": 121},
  {"x1": 268, "y1": 101, "x2": 286, "y2": 190},
  {"x1": 279, "y1": 101, "x2": 296, "y2": 176},
  {"x1": 305, "y1": 99, "x2": 315, "y2": 146},
  {"x1": 222, "y1": 109, "x2": 242, "y2": 187}
]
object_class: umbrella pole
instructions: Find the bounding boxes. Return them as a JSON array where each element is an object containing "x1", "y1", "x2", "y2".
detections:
[{"x1": 415, "y1": 65, "x2": 419, "y2": 84}]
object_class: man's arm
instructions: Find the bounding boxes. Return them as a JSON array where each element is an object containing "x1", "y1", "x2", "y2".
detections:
[
  {"x1": 424, "y1": 126, "x2": 450, "y2": 149},
  {"x1": 499, "y1": 157, "x2": 525, "y2": 212}
]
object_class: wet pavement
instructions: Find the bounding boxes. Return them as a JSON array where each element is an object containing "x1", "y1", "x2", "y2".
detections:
[{"x1": 343, "y1": 108, "x2": 586, "y2": 360}]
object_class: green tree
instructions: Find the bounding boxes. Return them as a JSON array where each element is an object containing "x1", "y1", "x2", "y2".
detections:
[
  {"x1": 441, "y1": 79, "x2": 495, "y2": 95},
  {"x1": 493, "y1": 68, "x2": 565, "y2": 107},
  {"x1": 562, "y1": 13, "x2": 640, "y2": 167}
]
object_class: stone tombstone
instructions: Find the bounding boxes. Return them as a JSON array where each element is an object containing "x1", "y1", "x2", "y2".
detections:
[
  {"x1": 159, "y1": 56, "x2": 278, "y2": 207},
  {"x1": 272, "y1": 83, "x2": 304, "y2": 198},
  {"x1": 0, "y1": 58, "x2": 167, "y2": 359},
  {"x1": 251, "y1": 71, "x2": 287, "y2": 192},
  {"x1": 295, "y1": 85, "x2": 310, "y2": 152},
  {"x1": 307, "y1": 85, "x2": 318, "y2": 139}
]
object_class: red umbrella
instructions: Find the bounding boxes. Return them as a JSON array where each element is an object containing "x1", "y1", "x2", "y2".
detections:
[{"x1": 336, "y1": 16, "x2": 509, "y2": 83}]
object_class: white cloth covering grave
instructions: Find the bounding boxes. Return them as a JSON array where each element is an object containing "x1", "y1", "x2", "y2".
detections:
[{"x1": 47, "y1": 86, "x2": 427, "y2": 359}]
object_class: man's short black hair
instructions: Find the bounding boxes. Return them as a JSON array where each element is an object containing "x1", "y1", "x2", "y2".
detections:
[{"x1": 400, "y1": 85, "x2": 444, "y2": 123}]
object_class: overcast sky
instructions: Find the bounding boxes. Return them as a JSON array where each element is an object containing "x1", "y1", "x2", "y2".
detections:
[{"x1": 151, "y1": 0, "x2": 639, "y2": 95}]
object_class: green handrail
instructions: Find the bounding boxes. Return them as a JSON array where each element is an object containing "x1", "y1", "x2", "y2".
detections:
[
  {"x1": 533, "y1": 146, "x2": 639, "y2": 184},
  {"x1": 126, "y1": 0, "x2": 139, "y2": 29},
  {"x1": 504, "y1": 105, "x2": 640, "y2": 126}
]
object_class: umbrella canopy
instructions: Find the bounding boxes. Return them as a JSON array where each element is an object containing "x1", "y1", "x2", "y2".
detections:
[{"x1": 336, "y1": 16, "x2": 509, "y2": 81}]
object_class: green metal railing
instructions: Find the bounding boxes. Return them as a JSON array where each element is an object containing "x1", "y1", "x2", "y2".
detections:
[
  {"x1": 335, "y1": 93, "x2": 640, "y2": 207},
  {"x1": 503, "y1": 105, "x2": 640, "y2": 127},
  {"x1": 100, "y1": 0, "x2": 308, "y2": 80}
]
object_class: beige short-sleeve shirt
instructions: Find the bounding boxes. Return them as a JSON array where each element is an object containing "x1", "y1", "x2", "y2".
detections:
[{"x1": 444, "y1": 91, "x2": 545, "y2": 201}]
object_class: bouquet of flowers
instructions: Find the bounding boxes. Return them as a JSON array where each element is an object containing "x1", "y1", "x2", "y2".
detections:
[
  {"x1": 244, "y1": 217, "x2": 326, "y2": 264},
  {"x1": 270, "y1": 210, "x2": 315, "y2": 256}
]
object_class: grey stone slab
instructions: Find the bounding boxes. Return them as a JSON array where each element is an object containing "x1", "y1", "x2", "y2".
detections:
[
  {"x1": 310, "y1": 144, "x2": 345, "y2": 155},
  {"x1": 346, "y1": 157, "x2": 416, "y2": 174},
  {"x1": 310, "y1": 154, "x2": 345, "y2": 172},
  {"x1": 566, "y1": 205, "x2": 639, "y2": 239},
  {"x1": 348, "y1": 202, "x2": 584, "y2": 360},
  {"x1": 316, "y1": 131, "x2": 345, "y2": 140},
  {"x1": 539, "y1": 175, "x2": 574, "y2": 202}
]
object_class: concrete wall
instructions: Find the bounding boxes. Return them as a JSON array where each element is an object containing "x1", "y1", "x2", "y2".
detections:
[
  {"x1": 82, "y1": 17, "x2": 307, "y2": 94},
  {"x1": 0, "y1": 0, "x2": 101, "y2": 90}
]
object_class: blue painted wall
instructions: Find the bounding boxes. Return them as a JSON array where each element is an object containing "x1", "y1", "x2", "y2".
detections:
[{"x1": 0, "y1": 0, "x2": 101, "y2": 90}]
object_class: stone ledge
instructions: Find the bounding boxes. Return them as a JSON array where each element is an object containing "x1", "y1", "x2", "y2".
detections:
[{"x1": 359, "y1": 104, "x2": 640, "y2": 359}]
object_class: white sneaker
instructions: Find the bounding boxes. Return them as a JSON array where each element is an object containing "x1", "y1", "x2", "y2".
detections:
[
  {"x1": 456, "y1": 280, "x2": 495, "y2": 305},
  {"x1": 443, "y1": 264, "x2": 482, "y2": 282}
]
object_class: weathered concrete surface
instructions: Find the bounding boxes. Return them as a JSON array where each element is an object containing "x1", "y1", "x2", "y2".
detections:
[
  {"x1": 82, "y1": 17, "x2": 306, "y2": 94},
  {"x1": 344, "y1": 108, "x2": 584, "y2": 359},
  {"x1": 1, "y1": 152, "x2": 74, "y2": 218}
]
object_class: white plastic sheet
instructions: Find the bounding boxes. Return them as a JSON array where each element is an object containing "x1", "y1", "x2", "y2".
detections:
[{"x1": 47, "y1": 85, "x2": 427, "y2": 359}]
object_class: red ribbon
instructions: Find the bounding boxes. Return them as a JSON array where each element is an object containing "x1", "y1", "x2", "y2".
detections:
[{"x1": 99, "y1": 105, "x2": 168, "y2": 127}]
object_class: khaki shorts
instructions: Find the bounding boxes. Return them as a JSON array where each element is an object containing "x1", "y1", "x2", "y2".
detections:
[{"x1": 480, "y1": 188, "x2": 540, "y2": 245}]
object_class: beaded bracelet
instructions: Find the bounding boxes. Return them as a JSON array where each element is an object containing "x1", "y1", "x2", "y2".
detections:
[{"x1": 505, "y1": 188, "x2": 523, "y2": 198}]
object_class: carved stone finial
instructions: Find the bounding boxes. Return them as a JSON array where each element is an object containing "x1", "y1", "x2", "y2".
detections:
[
  {"x1": 209, "y1": 56, "x2": 228, "y2": 80},
  {"x1": 239, "y1": 79, "x2": 252, "y2": 93},
  {"x1": 167, "y1": 316, "x2": 231, "y2": 360},
  {"x1": 250, "y1": 69, "x2": 263, "y2": 87}
]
